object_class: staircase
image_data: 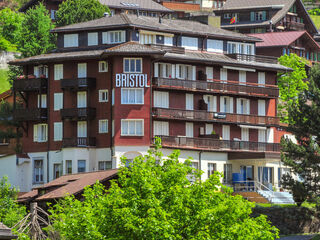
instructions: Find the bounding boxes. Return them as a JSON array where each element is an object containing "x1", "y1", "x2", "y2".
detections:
[
  {"x1": 234, "y1": 191, "x2": 269, "y2": 203},
  {"x1": 258, "y1": 190, "x2": 295, "y2": 204}
]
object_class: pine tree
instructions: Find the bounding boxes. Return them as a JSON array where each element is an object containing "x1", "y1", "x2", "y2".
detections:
[{"x1": 281, "y1": 64, "x2": 320, "y2": 206}]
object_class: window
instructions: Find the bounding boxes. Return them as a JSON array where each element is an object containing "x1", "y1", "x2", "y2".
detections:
[
  {"x1": 34, "y1": 159, "x2": 44, "y2": 183},
  {"x1": 124, "y1": 58, "x2": 142, "y2": 73},
  {"x1": 186, "y1": 122, "x2": 193, "y2": 137},
  {"x1": 99, "y1": 119, "x2": 108, "y2": 133},
  {"x1": 78, "y1": 63, "x2": 87, "y2": 78},
  {"x1": 54, "y1": 122, "x2": 63, "y2": 141},
  {"x1": 139, "y1": 33, "x2": 156, "y2": 44},
  {"x1": 222, "y1": 125, "x2": 230, "y2": 140},
  {"x1": 258, "y1": 72, "x2": 265, "y2": 87},
  {"x1": 250, "y1": 11, "x2": 266, "y2": 21},
  {"x1": 203, "y1": 95, "x2": 217, "y2": 112},
  {"x1": 102, "y1": 31, "x2": 125, "y2": 44},
  {"x1": 220, "y1": 68, "x2": 227, "y2": 82},
  {"x1": 223, "y1": 164, "x2": 232, "y2": 184},
  {"x1": 186, "y1": 93, "x2": 194, "y2": 110},
  {"x1": 258, "y1": 99, "x2": 266, "y2": 116},
  {"x1": 258, "y1": 129, "x2": 266, "y2": 143},
  {"x1": 227, "y1": 42, "x2": 254, "y2": 55},
  {"x1": 99, "y1": 61, "x2": 108, "y2": 72},
  {"x1": 54, "y1": 64, "x2": 63, "y2": 80},
  {"x1": 176, "y1": 64, "x2": 195, "y2": 80},
  {"x1": 98, "y1": 161, "x2": 112, "y2": 170},
  {"x1": 64, "y1": 34, "x2": 78, "y2": 48},
  {"x1": 37, "y1": 94, "x2": 47, "y2": 108},
  {"x1": 53, "y1": 163, "x2": 62, "y2": 179},
  {"x1": 224, "y1": 13, "x2": 231, "y2": 19},
  {"x1": 66, "y1": 160, "x2": 72, "y2": 174},
  {"x1": 206, "y1": 67, "x2": 214, "y2": 81},
  {"x1": 207, "y1": 39, "x2": 223, "y2": 53},
  {"x1": 121, "y1": 88, "x2": 144, "y2": 104},
  {"x1": 33, "y1": 124, "x2": 48, "y2": 142},
  {"x1": 159, "y1": 63, "x2": 173, "y2": 78},
  {"x1": 153, "y1": 121, "x2": 169, "y2": 136},
  {"x1": 164, "y1": 36, "x2": 173, "y2": 46},
  {"x1": 220, "y1": 96, "x2": 233, "y2": 113},
  {"x1": 77, "y1": 121, "x2": 87, "y2": 138},
  {"x1": 77, "y1": 91, "x2": 87, "y2": 108},
  {"x1": 88, "y1": 32, "x2": 98, "y2": 46},
  {"x1": 153, "y1": 91, "x2": 169, "y2": 108},
  {"x1": 99, "y1": 90, "x2": 108, "y2": 102},
  {"x1": 236, "y1": 98, "x2": 250, "y2": 115},
  {"x1": 50, "y1": 10, "x2": 56, "y2": 20},
  {"x1": 34, "y1": 65, "x2": 48, "y2": 78},
  {"x1": 121, "y1": 119, "x2": 144, "y2": 136},
  {"x1": 112, "y1": 89, "x2": 115, "y2": 105},
  {"x1": 54, "y1": 93, "x2": 63, "y2": 111},
  {"x1": 181, "y1": 36, "x2": 198, "y2": 50},
  {"x1": 208, "y1": 163, "x2": 216, "y2": 178},
  {"x1": 241, "y1": 127, "x2": 249, "y2": 141},
  {"x1": 239, "y1": 71, "x2": 246, "y2": 85},
  {"x1": 78, "y1": 160, "x2": 86, "y2": 173}
]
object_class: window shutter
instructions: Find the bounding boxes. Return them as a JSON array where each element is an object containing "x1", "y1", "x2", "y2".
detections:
[
  {"x1": 192, "y1": 66, "x2": 196, "y2": 80},
  {"x1": 44, "y1": 124, "x2": 48, "y2": 142},
  {"x1": 205, "y1": 123, "x2": 213, "y2": 135},
  {"x1": 246, "y1": 99, "x2": 250, "y2": 115},
  {"x1": 241, "y1": 128, "x2": 249, "y2": 141},
  {"x1": 236, "y1": 98, "x2": 241, "y2": 114},
  {"x1": 33, "y1": 124, "x2": 38, "y2": 142},
  {"x1": 267, "y1": 128, "x2": 274, "y2": 143},
  {"x1": 121, "y1": 31, "x2": 125, "y2": 42},
  {"x1": 163, "y1": 122, "x2": 169, "y2": 136},
  {"x1": 250, "y1": 12, "x2": 255, "y2": 21},
  {"x1": 222, "y1": 125, "x2": 230, "y2": 140},
  {"x1": 220, "y1": 96, "x2": 224, "y2": 112},
  {"x1": 262, "y1": 11, "x2": 267, "y2": 21},
  {"x1": 186, "y1": 94, "x2": 194, "y2": 110},
  {"x1": 164, "y1": 92, "x2": 169, "y2": 108},
  {"x1": 54, "y1": 122, "x2": 63, "y2": 141},
  {"x1": 258, "y1": 72, "x2": 265, "y2": 86},
  {"x1": 206, "y1": 67, "x2": 213, "y2": 81},
  {"x1": 54, "y1": 64, "x2": 63, "y2": 80},
  {"x1": 186, "y1": 122, "x2": 194, "y2": 137},
  {"x1": 258, "y1": 100, "x2": 266, "y2": 116},
  {"x1": 154, "y1": 63, "x2": 159, "y2": 77},
  {"x1": 176, "y1": 64, "x2": 180, "y2": 78},
  {"x1": 171, "y1": 64, "x2": 175, "y2": 78},
  {"x1": 258, "y1": 129, "x2": 266, "y2": 142},
  {"x1": 229, "y1": 97, "x2": 233, "y2": 113},
  {"x1": 213, "y1": 96, "x2": 217, "y2": 112}
]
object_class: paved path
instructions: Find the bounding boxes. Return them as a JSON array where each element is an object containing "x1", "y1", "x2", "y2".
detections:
[{"x1": 279, "y1": 235, "x2": 316, "y2": 240}]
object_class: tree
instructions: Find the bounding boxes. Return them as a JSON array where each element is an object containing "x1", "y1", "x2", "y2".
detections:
[
  {"x1": 0, "y1": 176, "x2": 26, "y2": 228},
  {"x1": 55, "y1": 0, "x2": 109, "y2": 27},
  {"x1": 278, "y1": 54, "x2": 308, "y2": 124},
  {"x1": 49, "y1": 139, "x2": 279, "y2": 240},
  {"x1": 281, "y1": 64, "x2": 320, "y2": 206},
  {"x1": 18, "y1": 3, "x2": 55, "y2": 58}
]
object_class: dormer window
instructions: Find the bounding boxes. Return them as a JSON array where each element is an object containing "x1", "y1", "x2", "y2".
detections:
[
  {"x1": 102, "y1": 31, "x2": 125, "y2": 44},
  {"x1": 250, "y1": 11, "x2": 266, "y2": 21},
  {"x1": 140, "y1": 33, "x2": 156, "y2": 44},
  {"x1": 88, "y1": 32, "x2": 98, "y2": 46},
  {"x1": 64, "y1": 34, "x2": 78, "y2": 48},
  {"x1": 181, "y1": 36, "x2": 198, "y2": 50}
]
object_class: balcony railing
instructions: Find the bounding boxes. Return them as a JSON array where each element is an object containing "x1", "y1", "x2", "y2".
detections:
[
  {"x1": 286, "y1": 21, "x2": 305, "y2": 31},
  {"x1": 13, "y1": 78, "x2": 48, "y2": 92},
  {"x1": 153, "y1": 108, "x2": 280, "y2": 126},
  {"x1": 145, "y1": 44, "x2": 185, "y2": 54},
  {"x1": 157, "y1": 136, "x2": 280, "y2": 153},
  {"x1": 62, "y1": 137, "x2": 96, "y2": 148},
  {"x1": 226, "y1": 54, "x2": 278, "y2": 64},
  {"x1": 14, "y1": 108, "x2": 47, "y2": 121},
  {"x1": 60, "y1": 78, "x2": 96, "y2": 90},
  {"x1": 153, "y1": 77, "x2": 279, "y2": 98},
  {"x1": 60, "y1": 108, "x2": 96, "y2": 120}
]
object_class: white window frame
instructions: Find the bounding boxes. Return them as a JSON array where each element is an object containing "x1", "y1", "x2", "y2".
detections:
[
  {"x1": 54, "y1": 122, "x2": 63, "y2": 141},
  {"x1": 207, "y1": 39, "x2": 223, "y2": 53},
  {"x1": 121, "y1": 119, "x2": 144, "y2": 136},
  {"x1": 78, "y1": 63, "x2": 87, "y2": 78},
  {"x1": 88, "y1": 32, "x2": 98, "y2": 46},
  {"x1": 98, "y1": 161, "x2": 112, "y2": 170},
  {"x1": 102, "y1": 30, "x2": 125, "y2": 44},
  {"x1": 99, "y1": 119, "x2": 108, "y2": 133},
  {"x1": 54, "y1": 64, "x2": 63, "y2": 80},
  {"x1": 181, "y1": 36, "x2": 198, "y2": 50},
  {"x1": 99, "y1": 61, "x2": 108, "y2": 72},
  {"x1": 54, "y1": 93, "x2": 63, "y2": 111},
  {"x1": 78, "y1": 160, "x2": 86, "y2": 173},
  {"x1": 153, "y1": 91, "x2": 169, "y2": 108},
  {"x1": 33, "y1": 158, "x2": 44, "y2": 183},
  {"x1": 66, "y1": 160, "x2": 72, "y2": 174},
  {"x1": 33, "y1": 124, "x2": 48, "y2": 142},
  {"x1": 99, "y1": 90, "x2": 108, "y2": 102},
  {"x1": 139, "y1": 33, "x2": 156, "y2": 44},
  {"x1": 64, "y1": 34, "x2": 78, "y2": 48},
  {"x1": 153, "y1": 121, "x2": 169, "y2": 136},
  {"x1": 121, "y1": 88, "x2": 144, "y2": 104},
  {"x1": 123, "y1": 58, "x2": 142, "y2": 73},
  {"x1": 37, "y1": 94, "x2": 47, "y2": 108}
]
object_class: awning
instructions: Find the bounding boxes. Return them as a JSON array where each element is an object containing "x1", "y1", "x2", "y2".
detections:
[
  {"x1": 223, "y1": 66, "x2": 256, "y2": 72},
  {"x1": 239, "y1": 125, "x2": 266, "y2": 130}
]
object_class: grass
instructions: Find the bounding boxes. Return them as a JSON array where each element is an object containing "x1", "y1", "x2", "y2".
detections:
[
  {"x1": 0, "y1": 69, "x2": 10, "y2": 94},
  {"x1": 255, "y1": 201, "x2": 316, "y2": 209},
  {"x1": 310, "y1": 15, "x2": 320, "y2": 29}
]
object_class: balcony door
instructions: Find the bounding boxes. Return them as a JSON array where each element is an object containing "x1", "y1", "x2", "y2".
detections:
[
  {"x1": 186, "y1": 93, "x2": 194, "y2": 110},
  {"x1": 240, "y1": 165, "x2": 253, "y2": 181},
  {"x1": 220, "y1": 68, "x2": 227, "y2": 83},
  {"x1": 186, "y1": 122, "x2": 193, "y2": 138},
  {"x1": 258, "y1": 100, "x2": 266, "y2": 116},
  {"x1": 222, "y1": 125, "x2": 230, "y2": 140},
  {"x1": 239, "y1": 71, "x2": 246, "y2": 85},
  {"x1": 77, "y1": 121, "x2": 87, "y2": 138},
  {"x1": 258, "y1": 166, "x2": 273, "y2": 186},
  {"x1": 77, "y1": 91, "x2": 87, "y2": 108},
  {"x1": 204, "y1": 95, "x2": 217, "y2": 112},
  {"x1": 206, "y1": 67, "x2": 213, "y2": 82},
  {"x1": 258, "y1": 72, "x2": 265, "y2": 87},
  {"x1": 241, "y1": 127, "x2": 249, "y2": 141},
  {"x1": 78, "y1": 63, "x2": 87, "y2": 78}
]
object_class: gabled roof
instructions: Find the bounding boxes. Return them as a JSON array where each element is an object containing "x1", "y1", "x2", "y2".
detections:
[
  {"x1": 217, "y1": 0, "x2": 293, "y2": 11},
  {"x1": 18, "y1": 169, "x2": 118, "y2": 202},
  {"x1": 0, "y1": 222, "x2": 17, "y2": 239},
  {"x1": 161, "y1": 2, "x2": 200, "y2": 12},
  {"x1": 248, "y1": 31, "x2": 320, "y2": 49},
  {"x1": 52, "y1": 13, "x2": 260, "y2": 42}
]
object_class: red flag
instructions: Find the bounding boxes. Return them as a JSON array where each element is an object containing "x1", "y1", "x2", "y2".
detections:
[{"x1": 230, "y1": 16, "x2": 236, "y2": 24}]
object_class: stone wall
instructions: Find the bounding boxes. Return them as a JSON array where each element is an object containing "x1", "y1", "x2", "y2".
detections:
[
  {"x1": 0, "y1": 51, "x2": 19, "y2": 69},
  {"x1": 252, "y1": 206, "x2": 320, "y2": 235}
]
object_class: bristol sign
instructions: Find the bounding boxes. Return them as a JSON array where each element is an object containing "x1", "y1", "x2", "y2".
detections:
[{"x1": 115, "y1": 73, "x2": 149, "y2": 88}]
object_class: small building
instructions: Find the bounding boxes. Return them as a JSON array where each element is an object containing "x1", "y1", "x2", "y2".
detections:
[{"x1": 0, "y1": 223, "x2": 17, "y2": 240}]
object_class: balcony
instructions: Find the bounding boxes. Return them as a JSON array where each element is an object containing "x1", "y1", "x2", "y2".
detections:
[
  {"x1": 60, "y1": 78, "x2": 96, "y2": 90},
  {"x1": 226, "y1": 54, "x2": 278, "y2": 64},
  {"x1": 62, "y1": 137, "x2": 96, "y2": 148},
  {"x1": 286, "y1": 21, "x2": 305, "y2": 31},
  {"x1": 153, "y1": 108, "x2": 280, "y2": 126},
  {"x1": 14, "y1": 108, "x2": 47, "y2": 121},
  {"x1": 153, "y1": 77, "x2": 279, "y2": 98},
  {"x1": 157, "y1": 136, "x2": 280, "y2": 153},
  {"x1": 60, "y1": 108, "x2": 96, "y2": 120},
  {"x1": 13, "y1": 78, "x2": 48, "y2": 92}
]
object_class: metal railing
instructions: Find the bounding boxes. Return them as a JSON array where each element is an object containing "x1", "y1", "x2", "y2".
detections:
[
  {"x1": 60, "y1": 107, "x2": 96, "y2": 120},
  {"x1": 60, "y1": 77, "x2": 96, "y2": 89},
  {"x1": 226, "y1": 53, "x2": 278, "y2": 64},
  {"x1": 153, "y1": 77, "x2": 279, "y2": 98},
  {"x1": 62, "y1": 137, "x2": 96, "y2": 148},
  {"x1": 153, "y1": 108, "x2": 280, "y2": 126},
  {"x1": 13, "y1": 78, "x2": 48, "y2": 92},
  {"x1": 157, "y1": 136, "x2": 281, "y2": 152}
]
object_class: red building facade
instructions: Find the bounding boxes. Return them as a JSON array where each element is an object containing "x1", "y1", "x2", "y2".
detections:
[{"x1": 9, "y1": 14, "x2": 292, "y2": 191}]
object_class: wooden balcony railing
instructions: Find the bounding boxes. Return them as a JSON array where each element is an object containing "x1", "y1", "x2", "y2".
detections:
[
  {"x1": 157, "y1": 136, "x2": 281, "y2": 153},
  {"x1": 62, "y1": 137, "x2": 96, "y2": 148},
  {"x1": 60, "y1": 78, "x2": 96, "y2": 90},
  {"x1": 153, "y1": 77, "x2": 279, "y2": 98},
  {"x1": 153, "y1": 108, "x2": 280, "y2": 126},
  {"x1": 14, "y1": 108, "x2": 47, "y2": 121},
  {"x1": 145, "y1": 44, "x2": 185, "y2": 54},
  {"x1": 226, "y1": 54, "x2": 279, "y2": 64},
  {"x1": 13, "y1": 78, "x2": 48, "y2": 92},
  {"x1": 286, "y1": 21, "x2": 305, "y2": 31},
  {"x1": 60, "y1": 108, "x2": 96, "y2": 120}
]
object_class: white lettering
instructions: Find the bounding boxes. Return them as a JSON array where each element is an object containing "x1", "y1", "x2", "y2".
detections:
[
  {"x1": 116, "y1": 74, "x2": 121, "y2": 87},
  {"x1": 115, "y1": 73, "x2": 150, "y2": 88},
  {"x1": 121, "y1": 74, "x2": 127, "y2": 87},
  {"x1": 145, "y1": 74, "x2": 149, "y2": 87}
]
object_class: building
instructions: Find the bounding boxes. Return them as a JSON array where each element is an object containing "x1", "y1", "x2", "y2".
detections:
[
  {"x1": 213, "y1": 0, "x2": 318, "y2": 35},
  {"x1": 19, "y1": 0, "x2": 173, "y2": 20},
  {"x1": 248, "y1": 31, "x2": 320, "y2": 63},
  {"x1": 0, "y1": 223, "x2": 17, "y2": 240},
  {"x1": 6, "y1": 13, "x2": 292, "y2": 192}
]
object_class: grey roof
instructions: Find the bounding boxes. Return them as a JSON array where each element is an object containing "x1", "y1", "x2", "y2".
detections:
[
  {"x1": 99, "y1": 0, "x2": 172, "y2": 12},
  {"x1": 0, "y1": 223, "x2": 17, "y2": 239},
  {"x1": 218, "y1": 0, "x2": 293, "y2": 11},
  {"x1": 161, "y1": 51, "x2": 292, "y2": 72},
  {"x1": 10, "y1": 42, "x2": 164, "y2": 65},
  {"x1": 52, "y1": 13, "x2": 261, "y2": 42}
]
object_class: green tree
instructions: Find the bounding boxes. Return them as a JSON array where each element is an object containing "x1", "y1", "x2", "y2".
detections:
[
  {"x1": 281, "y1": 64, "x2": 320, "y2": 206},
  {"x1": 49, "y1": 139, "x2": 279, "y2": 240},
  {"x1": 0, "y1": 176, "x2": 26, "y2": 227},
  {"x1": 18, "y1": 3, "x2": 55, "y2": 58},
  {"x1": 55, "y1": 0, "x2": 109, "y2": 27},
  {"x1": 278, "y1": 54, "x2": 308, "y2": 123}
]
